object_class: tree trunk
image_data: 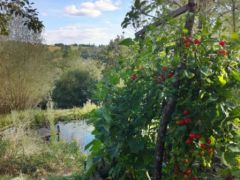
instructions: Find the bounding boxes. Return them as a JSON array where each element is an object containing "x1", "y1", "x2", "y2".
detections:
[
  {"x1": 154, "y1": 1, "x2": 196, "y2": 180},
  {"x1": 231, "y1": 0, "x2": 236, "y2": 32}
]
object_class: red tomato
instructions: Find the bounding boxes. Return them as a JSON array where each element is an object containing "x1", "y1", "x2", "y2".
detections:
[
  {"x1": 160, "y1": 74, "x2": 165, "y2": 81},
  {"x1": 219, "y1": 40, "x2": 226, "y2": 47},
  {"x1": 131, "y1": 74, "x2": 137, "y2": 81},
  {"x1": 185, "y1": 42, "x2": 191, "y2": 48},
  {"x1": 168, "y1": 72, "x2": 173, "y2": 78},
  {"x1": 186, "y1": 138, "x2": 193, "y2": 144},
  {"x1": 183, "y1": 118, "x2": 192, "y2": 124},
  {"x1": 184, "y1": 168, "x2": 192, "y2": 175},
  {"x1": 162, "y1": 66, "x2": 167, "y2": 72},
  {"x1": 200, "y1": 144, "x2": 207, "y2": 150},
  {"x1": 194, "y1": 39, "x2": 201, "y2": 45},
  {"x1": 189, "y1": 133, "x2": 201, "y2": 139},
  {"x1": 183, "y1": 110, "x2": 190, "y2": 115},
  {"x1": 208, "y1": 147, "x2": 213, "y2": 154},
  {"x1": 218, "y1": 49, "x2": 228, "y2": 56}
]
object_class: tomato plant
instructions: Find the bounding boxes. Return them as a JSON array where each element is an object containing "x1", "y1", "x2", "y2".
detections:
[{"x1": 86, "y1": 3, "x2": 240, "y2": 180}]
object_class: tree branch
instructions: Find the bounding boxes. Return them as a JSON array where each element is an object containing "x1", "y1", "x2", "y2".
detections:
[{"x1": 135, "y1": 4, "x2": 189, "y2": 38}]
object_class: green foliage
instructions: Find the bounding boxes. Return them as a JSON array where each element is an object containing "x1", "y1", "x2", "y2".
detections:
[
  {"x1": 0, "y1": 41, "x2": 57, "y2": 114},
  {"x1": 52, "y1": 69, "x2": 97, "y2": 109},
  {"x1": 0, "y1": 0, "x2": 43, "y2": 34},
  {"x1": 86, "y1": 16, "x2": 240, "y2": 179},
  {"x1": 0, "y1": 135, "x2": 86, "y2": 178},
  {"x1": 99, "y1": 36, "x2": 131, "y2": 67},
  {"x1": 0, "y1": 102, "x2": 98, "y2": 130},
  {"x1": 0, "y1": 108, "x2": 90, "y2": 178}
]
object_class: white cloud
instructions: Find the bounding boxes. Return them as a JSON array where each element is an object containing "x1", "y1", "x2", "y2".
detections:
[
  {"x1": 65, "y1": 0, "x2": 120, "y2": 17},
  {"x1": 41, "y1": 12, "x2": 48, "y2": 17},
  {"x1": 44, "y1": 24, "x2": 122, "y2": 45}
]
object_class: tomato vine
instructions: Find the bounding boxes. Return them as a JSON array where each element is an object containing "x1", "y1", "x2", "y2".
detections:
[{"x1": 86, "y1": 2, "x2": 240, "y2": 179}]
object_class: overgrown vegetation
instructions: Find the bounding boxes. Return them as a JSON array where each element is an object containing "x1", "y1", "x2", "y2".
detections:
[
  {"x1": 86, "y1": 0, "x2": 240, "y2": 179},
  {"x1": 0, "y1": 101, "x2": 97, "y2": 130},
  {"x1": 1, "y1": 0, "x2": 240, "y2": 179},
  {"x1": 0, "y1": 41, "x2": 57, "y2": 114},
  {"x1": 52, "y1": 60, "x2": 103, "y2": 109},
  {"x1": 0, "y1": 121, "x2": 86, "y2": 178}
]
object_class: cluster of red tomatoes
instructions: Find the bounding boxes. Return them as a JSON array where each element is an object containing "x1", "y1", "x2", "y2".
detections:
[
  {"x1": 176, "y1": 110, "x2": 192, "y2": 125},
  {"x1": 131, "y1": 38, "x2": 228, "y2": 81},
  {"x1": 183, "y1": 37, "x2": 228, "y2": 57},
  {"x1": 199, "y1": 139, "x2": 214, "y2": 156},
  {"x1": 174, "y1": 110, "x2": 215, "y2": 179},
  {"x1": 174, "y1": 159, "x2": 198, "y2": 180},
  {"x1": 153, "y1": 66, "x2": 174, "y2": 83},
  {"x1": 183, "y1": 37, "x2": 201, "y2": 48},
  {"x1": 131, "y1": 66, "x2": 174, "y2": 83},
  {"x1": 218, "y1": 40, "x2": 228, "y2": 56}
]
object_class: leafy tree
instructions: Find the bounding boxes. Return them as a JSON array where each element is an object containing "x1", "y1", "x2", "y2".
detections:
[
  {"x1": 6, "y1": 15, "x2": 42, "y2": 43},
  {"x1": 99, "y1": 35, "x2": 131, "y2": 67},
  {"x1": 52, "y1": 69, "x2": 97, "y2": 109},
  {"x1": 86, "y1": 0, "x2": 240, "y2": 179},
  {"x1": 0, "y1": 0, "x2": 43, "y2": 34}
]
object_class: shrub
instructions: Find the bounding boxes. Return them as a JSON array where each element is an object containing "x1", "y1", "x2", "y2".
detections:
[
  {"x1": 0, "y1": 41, "x2": 57, "y2": 113},
  {"x1": 52, "y1": 69, "x2": 97, "y2": 109}
]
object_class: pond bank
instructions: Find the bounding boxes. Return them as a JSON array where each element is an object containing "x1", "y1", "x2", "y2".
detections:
[{"x1": 0, "y1": 101, "x2": 98, "y2": 130}]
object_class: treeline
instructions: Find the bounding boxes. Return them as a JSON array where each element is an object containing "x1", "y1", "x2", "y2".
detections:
[
  {"x1": 0, "y1": 16, "x2": 129, "y2": 113},
  {"x1": 51, "y1": 35, "x2": 129, "y2": 65}
]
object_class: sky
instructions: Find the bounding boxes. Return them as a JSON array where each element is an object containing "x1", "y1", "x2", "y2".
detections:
[{"x1": 33, "y1": 0, "x2": 135, "y2": 45}]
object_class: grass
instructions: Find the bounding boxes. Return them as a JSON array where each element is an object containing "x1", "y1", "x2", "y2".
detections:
[
  {"x1": 0, "y1": 101, "x2": 98, "y2": 130},
  {"x1": 0, "y1": 101, "x2": 98, "y2": 179},
  {"x1": 0, "y1": 112, "x2": 88, "y2": 179}
]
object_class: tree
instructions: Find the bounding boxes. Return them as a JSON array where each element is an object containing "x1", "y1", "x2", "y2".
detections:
[
  {"x1": 98, "y1": 35, "x2": 130, "y2": 67},
  {"x1": 52, "y1": 69, "x2": 96, "y2": 109},
  {"x1": 86, "y1": 0, "x2": 240, "y2": 179},
  {"x1": 6, "y1": 15, "x2": 42, "y2": 43},
  {"x1": 0, "y1": 0, "x2": 43, "y2": 35}
]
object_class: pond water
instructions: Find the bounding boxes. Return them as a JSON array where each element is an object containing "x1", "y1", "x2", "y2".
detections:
[{"x1": 56, "y1": 120, "x2": 94, "y2": 153}]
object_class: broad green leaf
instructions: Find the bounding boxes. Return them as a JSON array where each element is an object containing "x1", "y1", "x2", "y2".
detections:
[
  {"x1": 199, "y1": 90, "x2": 206, "y2": 99},
  {"x1": 128, "y1": 138, "x2": 144, "y2": 153},
  {"x1": 231, "y1": 33, "x2": 239, "y2": 40},
  {"x1": 221, "y1": 152, "x2": 232, "y2": 168},
  {"x1": 184, "y1": 70, "x2": 195, "y2": 79},
  {"x1": 228, "y1": 145, "x2": 240, "y2": 153},
  {"x1": 231, "y1": 70, "x2": 240, "y2": 81},
  {"x1": 182, "y1": 28, "x2": 188, "y2": 34},
  {"x1": 119, "y1": 38, "x2": 134, "y2": 46},
  {"x1": 218, "y1": 74, "x2": 227, "y2": 86},
  {"x1": 103, "y1": 109, "x2": 111, "y2": 123}
]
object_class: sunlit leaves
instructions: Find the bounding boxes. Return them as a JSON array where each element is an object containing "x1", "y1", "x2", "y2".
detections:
[
  {"x1": 119, "y1": 38, "x2": 135, "y2": 47},
  {"x1": 218, "y1": 74, "x2": 227, "y2": 86}
]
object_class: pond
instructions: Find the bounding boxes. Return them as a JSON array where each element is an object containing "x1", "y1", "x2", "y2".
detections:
[{"x1": 56, "y1": 120, "x2": 94, "y2": 153}]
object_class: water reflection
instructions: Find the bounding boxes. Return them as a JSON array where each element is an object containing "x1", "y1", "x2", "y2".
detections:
[{"x1": 56, "y1": 121, "x2": 94, "y2": 153}]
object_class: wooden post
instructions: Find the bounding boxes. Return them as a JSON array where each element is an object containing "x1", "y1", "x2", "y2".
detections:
[{"x1": 154, "y1": 1, "x2": 196, "y2": 179}]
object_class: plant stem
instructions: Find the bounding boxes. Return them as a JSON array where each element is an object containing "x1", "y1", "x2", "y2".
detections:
[{"x1": 154, "y1": 1, "x2": 196, "y2": 179}]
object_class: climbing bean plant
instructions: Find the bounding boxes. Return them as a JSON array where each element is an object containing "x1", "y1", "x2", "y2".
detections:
[{"x1": 86, "y1": 10, "x2": 240, "y2": 180}]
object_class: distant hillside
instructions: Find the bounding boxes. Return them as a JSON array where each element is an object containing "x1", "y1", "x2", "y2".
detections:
[{"x1": 47, "y1": 43, "x2": 108, "y2": 62}]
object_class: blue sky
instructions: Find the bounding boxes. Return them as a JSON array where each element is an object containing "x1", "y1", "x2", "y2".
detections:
[{"x1": 33, "y1": 0, "x2": 134, "y2": 45}]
